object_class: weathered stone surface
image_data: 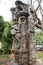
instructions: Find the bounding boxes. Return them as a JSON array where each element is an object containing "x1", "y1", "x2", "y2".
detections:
[
  {"x1": 8, "y1": 59, "x2": 18, "y2": 65},
  {"x1": 10, "y1": 0, "x2": 42, "y2": 65}
]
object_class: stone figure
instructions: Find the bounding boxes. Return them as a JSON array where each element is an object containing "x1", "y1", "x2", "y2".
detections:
[{"x1": 10, "y1": 0, "x2": 43, "y2": 65}]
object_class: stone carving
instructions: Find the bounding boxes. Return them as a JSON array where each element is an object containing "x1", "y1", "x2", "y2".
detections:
[{"x1": 10, "y1": 0, "x2": 42, "y2": 65}]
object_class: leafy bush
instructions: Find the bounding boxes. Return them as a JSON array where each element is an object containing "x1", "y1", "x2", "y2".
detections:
[
  {"x1": 0, "y1": 49, "x2": 3, "y2": 54},
  {"x1": 35, "y1": 32, "x2": 43, "y2": 45},
  {"x1": 0, "y1": 16, "x2": 13, "y2": 54},
  {"x1": 1, "y1": 22, "x2": 12, "y2": 54}
]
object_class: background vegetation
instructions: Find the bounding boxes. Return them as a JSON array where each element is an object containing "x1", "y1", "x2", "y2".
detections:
[
  {"x1": 35, "y1": 31, "x2": 43, "y2": 45},
  {"x1": 0, "y1": 16, "x2": 13, "y2": 54},
  {"x1": 0, "y1": 16, "x2": 43, "y2": 54}
]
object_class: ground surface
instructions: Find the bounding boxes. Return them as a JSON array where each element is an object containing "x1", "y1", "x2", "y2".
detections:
[
  {"x1": 0, "y1": 54, "x2": 11, "y2": 65},
  {"x1": 36, "y1": 51, "x2": 43, "y2": 63},
  {"x1": 0, "y1": 51, "x2": 43, "y2": 65}
]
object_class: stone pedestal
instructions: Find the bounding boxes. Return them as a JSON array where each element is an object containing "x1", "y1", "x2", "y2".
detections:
[
  {"x1": 19, "y1": 48, "x2": 29, "y2": 65},
  {"x1": 14, "y1": 49, "x2": 19, "y2": 63}
]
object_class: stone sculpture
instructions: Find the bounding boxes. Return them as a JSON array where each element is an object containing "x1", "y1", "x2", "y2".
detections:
[{"x1": 10, "y1": 0, "x2": 43, "y2": 65}]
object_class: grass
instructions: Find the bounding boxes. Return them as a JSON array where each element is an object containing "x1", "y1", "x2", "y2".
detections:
[
  {"x1": 0, "y1": 54, "x2": 10, "y2": 59},
  {"x1": 36, "y1": 51, "x2": 43, "y2": 62},
  {"x1": 0, "y1": 51, "x2": 43, "y2": 62},
  {"x1": 0, "y1": 54, "x2": 11, "y2": 65}
]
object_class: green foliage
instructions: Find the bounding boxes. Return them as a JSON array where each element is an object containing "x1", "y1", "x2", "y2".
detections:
[
  {"x1": 0, "y1": 16, "x2": 12, "y2": 54},
  {"x1": 35, "y1": 32, "x2": 43, "y2": 44},
  {"x1": 2, "y1": 22, "x2": 12, "y2": 54},
  {"x1": 36, "y1": 52, "x2": 43, "y2": 62},
  {"x1": 0, "y1": 16, "x2": 4, "y2": 40},
  {"x1": 0, "y1": 54, "x2": 9, "y2": 59}
]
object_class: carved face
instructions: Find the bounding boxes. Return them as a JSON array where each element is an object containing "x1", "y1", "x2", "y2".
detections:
[{"x1": 10, "y1": 8, "x2": 16, "y2": 14}]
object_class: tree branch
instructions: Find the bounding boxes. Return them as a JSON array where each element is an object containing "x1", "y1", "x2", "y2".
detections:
[
  {"x1": 37, "y1": 0, "x2": 43, "y2": 20},
  {"x1": 35, "y1": 24, "x2": 43, "y2": 30},
  {"x1": 35, "y1": 0, "x2": 42, "y2": 12}
]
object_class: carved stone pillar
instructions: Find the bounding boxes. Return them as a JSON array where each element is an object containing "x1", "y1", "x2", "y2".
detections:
[
  {"x1": 11, "y1": 8, "x2": 20, "y2": 63},
  {"x1": 10, "y1": 0, "x2": 38, "y2": 65},
  {"x1": 27, "y1": 14, "x2": 36, "y2": 65},
  {"x1": 18, "y1": 16, "x2": 29, "y2": 65}
]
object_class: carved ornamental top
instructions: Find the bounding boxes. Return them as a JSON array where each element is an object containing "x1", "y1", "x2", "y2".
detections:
[{"x1": 10, "y1": 0, "x2": 29, "y2": 21}]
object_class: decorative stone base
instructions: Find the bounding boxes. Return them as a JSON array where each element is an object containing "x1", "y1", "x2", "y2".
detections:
[{"x1": 14, "y1": 49, "x2": 19, "y2": 63}]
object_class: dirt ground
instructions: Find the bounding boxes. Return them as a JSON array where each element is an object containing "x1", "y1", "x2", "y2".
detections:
[{"x1": 0, "y1": 51, "x2": 43, "y2": 65}]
